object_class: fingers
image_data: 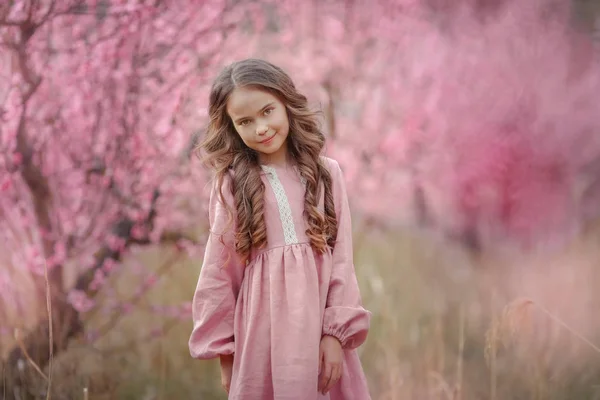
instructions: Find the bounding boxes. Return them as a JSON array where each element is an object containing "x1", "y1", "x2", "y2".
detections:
[
  {"x1": 318, "y1": 346, "x2": 324, "y2": 375},
  {"x1": 322, "y1": 364, "x2": 341, "y2": 394},
  {"x1": 221, "y1": 375, "x2": 231, "y2": 393},
  {"x1": 319, "y1": 362, "x2": 342, "y2": 394},
  {"x1": 318, "y1": 356, "x2": 342, "y2": 393},
  {"x1": 318, "y1": 360, "x2": 330, "y2": 392},
  {"x1": 221, "y1": 369, "x2": 232, "y2": 394},
  {"x1": 322, "y1": 365, "x2": 333, "y2": 394}
]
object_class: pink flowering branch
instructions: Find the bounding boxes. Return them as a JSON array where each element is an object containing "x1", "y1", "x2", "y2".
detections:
[
  {"x1": 84, "y1": 249, "x2": 183, "y2": 344},
  {"x1": 2, "y1": 192, "x2": 196, "y2": 392},
  {"x1": 0, "y1": 0, "x2": 229, "y2": 392},
  {"x1": 2, "y1": 0, "x2": 598, "y2": 395}
]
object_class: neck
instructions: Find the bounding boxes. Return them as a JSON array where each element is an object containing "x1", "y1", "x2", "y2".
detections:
[{"x1": 259, "y1": 147, "x2": 289, "y2": 167}]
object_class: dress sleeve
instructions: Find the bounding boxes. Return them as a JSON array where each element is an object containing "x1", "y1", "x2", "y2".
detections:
[
  {"x1": 322, "y1": 159, "x2": 371, "y2": 350},
  {"x1": 188, "y1": 175, "x2": 244, "y2": 359}
]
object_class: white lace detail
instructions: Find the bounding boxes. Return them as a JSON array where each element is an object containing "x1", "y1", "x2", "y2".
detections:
[{"x1": 261, "y1": 165, "x2": 299, "y2": 245}]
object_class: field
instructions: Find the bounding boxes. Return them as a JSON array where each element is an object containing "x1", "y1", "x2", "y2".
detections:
[{"x1": 3, "y1": 220, "x2": 600, "y2": 400}]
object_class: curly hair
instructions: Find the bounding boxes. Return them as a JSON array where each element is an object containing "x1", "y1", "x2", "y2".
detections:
[{"x1": 196, "y1": 58, "x2": 337, "y2": 263}]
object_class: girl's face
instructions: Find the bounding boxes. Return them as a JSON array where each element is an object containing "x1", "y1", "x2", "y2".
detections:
[{"x1": 226, "y1": 86, "x2": 290, "y2": 165}]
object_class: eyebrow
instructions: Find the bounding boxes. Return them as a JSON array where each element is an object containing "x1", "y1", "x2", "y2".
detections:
[{"x1": 233, "y1": 102, "x2": 275, "y2": 124}]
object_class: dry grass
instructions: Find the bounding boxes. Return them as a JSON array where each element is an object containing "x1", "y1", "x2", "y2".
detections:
[{"x1": 3, "y1": 222, "x2": 600, "y2": 399}]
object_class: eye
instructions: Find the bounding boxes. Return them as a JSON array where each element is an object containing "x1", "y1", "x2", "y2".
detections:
[
  {"x1": 264, "y1": 107, "x2": 274, "y2": 116},
  {"x1": 239, "y1": 120, "x2": 250, "y2": 126}
]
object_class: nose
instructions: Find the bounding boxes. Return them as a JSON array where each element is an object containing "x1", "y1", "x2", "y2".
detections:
[{"x1": 256, "y1": 124, "x2": 268, "y2": 136}]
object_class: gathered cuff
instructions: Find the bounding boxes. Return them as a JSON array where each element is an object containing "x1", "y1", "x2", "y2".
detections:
[
  {"x1": 189, "y1": 335, "x2": 235, "y2": 360},
  {"x1": 322, "y1": 306, "x2": 371, "y2": 349}
]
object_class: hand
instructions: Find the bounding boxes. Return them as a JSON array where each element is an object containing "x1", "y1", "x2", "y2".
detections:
[
  {"x1": 219, "y1": 354, "x2": 234, "y2": 394},
  {"x1": 318, "y1": 335, "x2": 343, "y2": 394}
]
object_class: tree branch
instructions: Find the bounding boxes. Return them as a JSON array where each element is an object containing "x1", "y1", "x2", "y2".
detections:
[{"x1": 1, "y1": 200, "x2": 195, "y2": 395}]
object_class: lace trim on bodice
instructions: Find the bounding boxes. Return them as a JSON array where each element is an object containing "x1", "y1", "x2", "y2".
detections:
[{"x1": 261, "y1": 165, "x2": 303, "y2": 246}]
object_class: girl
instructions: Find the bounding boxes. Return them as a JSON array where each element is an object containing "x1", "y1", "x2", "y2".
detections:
[{"x1": 188, "y1": 58, "x2": 371, "y2": 399}]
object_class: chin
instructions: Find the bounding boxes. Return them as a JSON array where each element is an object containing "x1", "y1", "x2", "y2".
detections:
[
  {"x1": 261, "y1": 137, "x2": 285, "y2": 151},
  {"x1": 262, "y1": 147, "x2": 283, "y2": 155}
]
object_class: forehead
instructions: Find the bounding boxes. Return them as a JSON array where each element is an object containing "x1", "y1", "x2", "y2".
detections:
[{"x1": 226, "y1": 87, "x2": 281, "y2": 118}]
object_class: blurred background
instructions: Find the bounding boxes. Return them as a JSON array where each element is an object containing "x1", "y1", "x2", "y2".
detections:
[{"x1": 2, "y1": 0, "x2": 600, "y2": 399}]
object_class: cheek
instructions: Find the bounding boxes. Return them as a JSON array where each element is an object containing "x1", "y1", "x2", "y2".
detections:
[
  {"x1": 277, "y1": 111, "x2": 290, "y2": 131},
  {"x1": 234, "y1": 128, "x2": 251, "y2": 144},
  {"x1": 239, "y1": 132, "x2": 253, "y2": 145}
]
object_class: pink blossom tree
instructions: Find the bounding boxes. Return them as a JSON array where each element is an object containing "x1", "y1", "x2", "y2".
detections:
[
  {"x1": 0, "y1": 0, "x2": 268, "y2": 388},
  {"x1": 379, "y1": 0, "x2": 600, "y2": 252},
  {"x1": 1, "y1": 0, "x2": 600, "y2": 394},
  {"x1": 279, "y1": 0, "x2": 600, "y2": 253}
]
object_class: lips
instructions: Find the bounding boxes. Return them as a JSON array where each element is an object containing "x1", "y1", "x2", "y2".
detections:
[{"x1": 260, "y1": 133, "x2": 276, "y2": 144}]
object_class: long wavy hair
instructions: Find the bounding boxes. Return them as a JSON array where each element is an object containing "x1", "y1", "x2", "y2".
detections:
[{"x1": 197, "y1": 58, "x2": 337, "y2": 263}]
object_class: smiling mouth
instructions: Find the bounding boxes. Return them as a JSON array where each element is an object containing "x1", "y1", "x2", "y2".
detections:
[{"x1": 260, "y1": 134, "x2": 276, "y2": 144}]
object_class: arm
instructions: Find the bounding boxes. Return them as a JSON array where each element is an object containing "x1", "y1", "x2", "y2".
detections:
[
  {"x1": 188, "y1": 175, "x2": 244, "y2": 359},
  {"x1": 322, "y1": 159, "x2": 371, "y2": 350}
]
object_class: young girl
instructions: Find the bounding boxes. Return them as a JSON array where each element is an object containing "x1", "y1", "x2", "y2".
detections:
[{"x1": 188, "y1": 58, "x2": 372, "y2": 399}]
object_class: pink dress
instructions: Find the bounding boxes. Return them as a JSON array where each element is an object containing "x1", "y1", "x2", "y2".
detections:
[{"x1": 188, "y1": 157, "x2": 372, "y2": 399}]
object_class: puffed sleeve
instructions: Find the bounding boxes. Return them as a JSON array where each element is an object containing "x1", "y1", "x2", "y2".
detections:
[
  {"x1": 188, "y1": 175, "x2": 244, "y2": 359},
  {"x1": 322, "y1": 159, "x2": 371, "y2": 350}
]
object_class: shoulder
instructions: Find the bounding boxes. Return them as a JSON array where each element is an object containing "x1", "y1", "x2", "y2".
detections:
[
  {"x1": 208, "y1": 169, "x2": 231, "y2": 191},
  {"x1": 319, "y1": 156, "x2": 342, "y2": 176},
  {"x1": 319, "y1": 156, "x2": 348, "y2": 200},
  {"x1": 209, "y1": 169, "x2": 235, "y2": 206}
]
